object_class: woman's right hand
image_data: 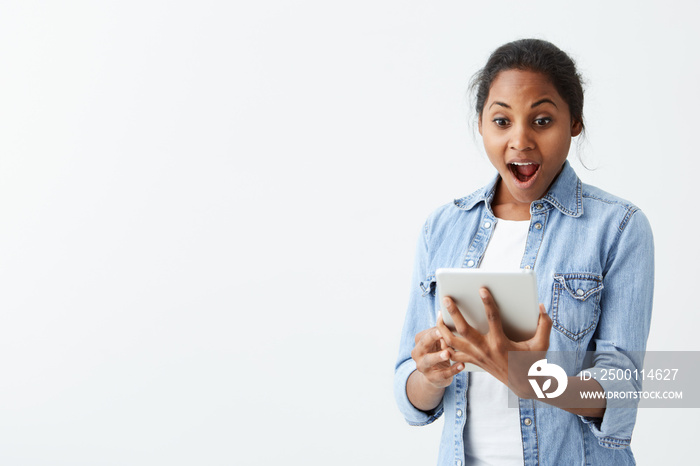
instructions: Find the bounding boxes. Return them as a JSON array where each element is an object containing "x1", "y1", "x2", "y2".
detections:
[{"x1": 411, "y1": 323, "x2": 464, "y2": 389}]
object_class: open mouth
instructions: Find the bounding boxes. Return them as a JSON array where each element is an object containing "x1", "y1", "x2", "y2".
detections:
[{"x1": 508, "y1": 162, "x2": 540, "y2": 184}]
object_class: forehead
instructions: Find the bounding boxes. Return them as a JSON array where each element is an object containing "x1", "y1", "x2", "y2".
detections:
[{"x1": 486, "y1": 69, "x2": 566, "y2": 109}]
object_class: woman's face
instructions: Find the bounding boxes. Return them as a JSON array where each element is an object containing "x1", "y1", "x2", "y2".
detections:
[{"x1": 479, "y1": 69, "x2": 582, "y2": 206}]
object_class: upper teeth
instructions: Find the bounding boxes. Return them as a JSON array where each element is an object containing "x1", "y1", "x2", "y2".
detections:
[{"x1": 511, "y1": 162, "x2": 535, "y2": 165}]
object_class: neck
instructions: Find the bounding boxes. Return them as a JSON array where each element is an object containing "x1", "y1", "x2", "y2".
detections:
[{"x1": 491, "y1": 180, "x2": 531, "y2": 221}]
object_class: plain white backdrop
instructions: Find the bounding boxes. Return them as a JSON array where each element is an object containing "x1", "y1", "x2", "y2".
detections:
[{"x1": 0, "y1": 1, "x2": 698, "y2": 464}]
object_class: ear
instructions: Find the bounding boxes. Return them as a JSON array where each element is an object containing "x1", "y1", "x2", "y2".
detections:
[
  {"x1": 571, "y1": 119, "x2": 583, "y2": 137},
  {"x1": 478, "y1": 114, "x2": 483, "y2": 135}
]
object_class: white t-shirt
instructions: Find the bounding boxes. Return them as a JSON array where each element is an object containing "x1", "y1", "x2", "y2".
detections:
[{"x1": 464, "y1": 218, "x2": 529, "y2": 466}]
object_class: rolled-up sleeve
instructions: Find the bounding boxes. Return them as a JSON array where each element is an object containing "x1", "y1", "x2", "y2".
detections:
[
  {"x1": 578, "y1": 208, "x2": 654, "y2": 448},
  {"x1": 394, "y1": 219, "x2": 444, "y2": 426}
]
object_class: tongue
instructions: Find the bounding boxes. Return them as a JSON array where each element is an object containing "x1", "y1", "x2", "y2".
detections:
[{"x1": 515, "y1": 164, "x2": 538, "y2": 177}]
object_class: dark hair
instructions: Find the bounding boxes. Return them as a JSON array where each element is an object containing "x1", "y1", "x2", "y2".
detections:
[{"x1": 470, "y1": 39, "x2": 585, "y2": 133}]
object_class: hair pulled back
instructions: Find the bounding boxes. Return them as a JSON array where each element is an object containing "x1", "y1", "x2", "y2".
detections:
[{"x1": 471, "y1": 39, "x2": 585, "y2": 133}]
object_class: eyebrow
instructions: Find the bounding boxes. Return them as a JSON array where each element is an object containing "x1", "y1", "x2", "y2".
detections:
[
  {"x1": 531, "y1": 98, "x2": 557, "y2": 109},
  {"x1": 489, "y1": 102, "x2": 511, "y2": 110},
  {"x1": 488, "y1": 98, "x2": 558, "y2": 110}
]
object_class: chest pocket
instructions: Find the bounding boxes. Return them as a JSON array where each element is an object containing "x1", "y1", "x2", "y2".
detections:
[{"x1": 552, "y1": 273, "x2": 603, "y2": 341}]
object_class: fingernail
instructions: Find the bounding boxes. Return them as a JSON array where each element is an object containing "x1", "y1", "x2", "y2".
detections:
[
  {"x1": 435, "y1": 329, "x2": 441, "y2": 337},
  {"x1": 457, "y1": 364, "x2": 464, "y2": 370},
  {"x1": 479, "y1": 288, "x2": 488, "y2": 299},
  {"x1": 441, "y1": 351, "x2": 448, "y2": 360},
  {"x1": 443, "y1": 298, "x2": 450, "y2": 307}
]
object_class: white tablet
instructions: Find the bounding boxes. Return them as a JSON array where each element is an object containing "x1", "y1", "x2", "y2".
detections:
[{"x1": 436, "y1": 268, "x2": 540, "y2": 371}]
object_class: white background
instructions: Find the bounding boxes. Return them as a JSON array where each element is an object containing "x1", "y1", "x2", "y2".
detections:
[{"x1": 0, "y1": 1, "x2": 698, "y2": 464}]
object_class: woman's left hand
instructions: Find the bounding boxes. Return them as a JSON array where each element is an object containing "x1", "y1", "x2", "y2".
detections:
[{"x1": 436, "y1": 287, "x2": 553, "y2": 399}]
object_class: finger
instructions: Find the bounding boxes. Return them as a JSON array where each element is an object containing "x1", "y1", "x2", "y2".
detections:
[
  {"x1": 530, "y1": 304, "x2": 553, "y2": 350},
  {"x1": 447, "y1": 350, "x2": 473, "y2": 364},
  {"x1": 479, "y1": 287, "x2": 505, "y2": 341},
  {"x1": 436, "y1": 312, "x2": 455, "y2": 346},
  {"x1": 411, "y1": 328, "x2": 440, "y2": 362},
  {"x1": 442, "y1": 296, "x2": 475, "y2": 339},
  {"x1": 432, "y1": 361, "x2": 465, "y2": 381},
  {"x1": 411, "y1": 328, "x2": 438, "y2": 361},
  {"x1": 414, "y1": 327, "x2": 433, "y2": 345},
  {"x1": 416, "y1": 328, "x2": 443, "y2": 354},
  {"x1": 416, "y1": 347, "x2": 452, "y2": 372},
  {"x1": 437, "y1": 312, "x2": 478, "y2": 354},
  {"x1": 439, "y1": 336, "x2": 459, "y2": 359}
]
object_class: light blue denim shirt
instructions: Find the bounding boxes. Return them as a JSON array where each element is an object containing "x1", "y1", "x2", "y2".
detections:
[{"x1": 394, "y1": 161, "x2": 654, "y2": 466}]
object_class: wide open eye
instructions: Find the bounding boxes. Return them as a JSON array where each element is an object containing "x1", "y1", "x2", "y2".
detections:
[
  {"x1": 533, "y1": 117, "x2": 552, "y2": 127},
  {"x1": 493, "y1": 118, "x2": 509, "y2": 127}
]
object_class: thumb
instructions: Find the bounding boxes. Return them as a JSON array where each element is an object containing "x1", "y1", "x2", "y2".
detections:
[{"x1": 532, "y1": 304, "x2": 552, "y2": 350}]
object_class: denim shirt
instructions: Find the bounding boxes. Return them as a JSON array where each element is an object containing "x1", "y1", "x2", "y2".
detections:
[{"x1": 394, "y1": 161, "x2": 654, "y2": 466}]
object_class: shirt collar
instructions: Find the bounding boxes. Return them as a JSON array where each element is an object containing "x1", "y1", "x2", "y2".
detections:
[{"x1": 453, "y1": 160, "x2": 583, "y2": 217}]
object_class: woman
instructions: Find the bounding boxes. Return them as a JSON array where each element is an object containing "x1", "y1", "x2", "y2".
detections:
[{"x1": 394, "y1": 39, "x2": 654, "y2": 465}]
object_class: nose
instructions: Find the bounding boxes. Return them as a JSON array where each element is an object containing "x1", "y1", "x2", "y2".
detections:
[{"x1": 509, "y1": 123, "x2": 535, "y2": 151}]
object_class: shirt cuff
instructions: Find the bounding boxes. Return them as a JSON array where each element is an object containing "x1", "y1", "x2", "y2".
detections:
[
  {"x1": 394, "y1": 359, "x2": 443, "y2": 426},
  {"x1": 576, "y1": 368, "x2": 639, "y2": 449}
]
